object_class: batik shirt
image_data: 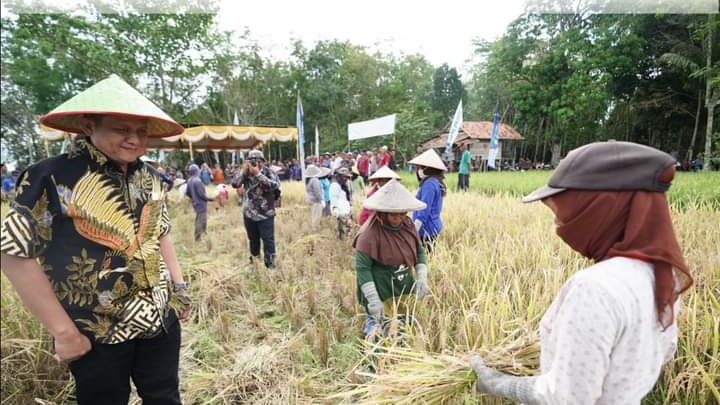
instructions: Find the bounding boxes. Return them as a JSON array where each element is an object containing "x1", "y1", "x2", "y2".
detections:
[
  {"x1": 232, "y1": 167, "x2": 280, "y2": 221},
  {"x1": 0, "y1": 138, "x2": 177, "y2": 344}
]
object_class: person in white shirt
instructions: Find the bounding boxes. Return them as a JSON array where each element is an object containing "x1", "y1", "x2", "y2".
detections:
[
  {"x1": 329, "y1": 168, "x2": 354, "y2": 239},
  {"x1": 469, "y1": 141, "x2": 693, "y2": 405},
  {"x1": 332, "y1": 152, "x2": 345, "y2": 171}
]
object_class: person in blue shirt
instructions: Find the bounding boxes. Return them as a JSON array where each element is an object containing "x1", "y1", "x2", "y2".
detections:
[
  {"x1": 319, "y1": 167, "x2": 332, "y2": 216},
  {"x1": 200, "y1": 163, "x2": 212, "y2": 185},
  {"x1": 408, "y1": 149, "x2": 448, "y2": 253},
  {"x1": 1, "y1": 163, "x2": 15, "y2": 201}
]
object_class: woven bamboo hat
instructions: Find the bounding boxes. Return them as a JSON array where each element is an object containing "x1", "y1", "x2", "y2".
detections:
[
  {"x1": 39, "y1": 74, "x2": 184, "y2": 138},
  {"x1": 369, "y1": 165, "x2": 401, "y2": 181},
  {"x1": 408, "y1": 149, "x2": 447, "y2": 171},
  {"x1": 319, "y1": 167, "x2": 332, "y2": 177},
  {"x1": 362, "y1": 179, "x2": 427, "y2": 213},
  {"x1": 305, "y1": 165, "x2": 323, "y2": 178}
]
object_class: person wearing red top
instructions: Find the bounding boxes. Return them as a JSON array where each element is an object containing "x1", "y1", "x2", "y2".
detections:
[
  {"x1": 357, "y1": 151, "x2": 370, "y2": 184},
  {"x1": 358, "y1": 166, "x2": 401, "y2": 226},
  {"x1": 212, "y1": 164, "x2": 225, "y2": 185},
  {"x1": 378, "y1": 146, "x2": 391, "y2": 168}
]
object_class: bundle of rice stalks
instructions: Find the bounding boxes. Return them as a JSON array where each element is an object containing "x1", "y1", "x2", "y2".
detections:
[{"x1": 330, "y1": 335, "x2": 539, "y2": 404}]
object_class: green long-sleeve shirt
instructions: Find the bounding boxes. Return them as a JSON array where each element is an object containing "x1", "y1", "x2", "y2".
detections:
[
  {"x1": 355, "y1": 242, "x2": 426, "y2": 310},
  {"x1": 459, "y1": 150, "x2": 472, "y2": 174}
]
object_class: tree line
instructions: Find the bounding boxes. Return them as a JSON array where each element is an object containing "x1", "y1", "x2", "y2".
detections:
[{"x1": 1, "y1": 10, "x2": 717, "y2": 169}]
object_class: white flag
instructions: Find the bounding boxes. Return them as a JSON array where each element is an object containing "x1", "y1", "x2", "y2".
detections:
[
  {"x1": 297, "y1": 92, "x2": 306, "y2": 178},
  {"x1": 445, "y1": 100, "x2": 463, "y2": 153},
  {"x1": 315, "y1": 126, "x2": 320, "y2": 157}
]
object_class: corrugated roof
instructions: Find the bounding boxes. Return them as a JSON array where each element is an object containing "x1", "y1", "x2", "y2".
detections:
[{"x1": 419, "y1": 121, "x2": 524, "y2": 150}]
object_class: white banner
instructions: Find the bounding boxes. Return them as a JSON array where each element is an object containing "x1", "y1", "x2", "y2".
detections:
[
  {"x1": 445, "y1": 100, "x2": 463, "y2": 153},
  {"x1": 348, "y1": 114, "x2": 396, "y2": 141},
  {"x1": 488, "y1": 147, "x2": 499, "y2": 168}
]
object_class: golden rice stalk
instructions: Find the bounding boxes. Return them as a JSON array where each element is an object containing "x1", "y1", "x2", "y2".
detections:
[{"x1": 330, "y1": 335, "x2": 539, "y2": 405}]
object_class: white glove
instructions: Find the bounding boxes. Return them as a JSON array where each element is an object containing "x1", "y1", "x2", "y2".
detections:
[
  {"x1": 415, "y1": 263, "x2": 430, "y2": 299},
  {"x1": 469, "y1": 356, "x2": 540, "y2": 404},
  {"x1": 361, "y1": 282, "x2": 383, "y2": 322},
  {"x1": 414, "y1": 219, "x2": 423, "y2": 232}
]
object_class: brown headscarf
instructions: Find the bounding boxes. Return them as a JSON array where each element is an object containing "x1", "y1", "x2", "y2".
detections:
[
  {"x1": 353, "y1": 213, "x2": 421, "y2": 266},
  {"x1": 549, "y1": 168, "x2": 692, "y2": 328}
]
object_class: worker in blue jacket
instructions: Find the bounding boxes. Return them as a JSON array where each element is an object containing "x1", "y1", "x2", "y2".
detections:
[{"x1": 408, "y1": 149, "x2": 448, "y2": 253}]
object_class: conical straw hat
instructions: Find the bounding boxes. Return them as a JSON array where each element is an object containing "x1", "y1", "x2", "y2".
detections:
[
  {"x1": 369, "y1": 165, "x2": 401, "y2": 181},
  {"x1": 39, "y1": 74, "x2": 184, "y2": 138},
  {"x1": 319, "y1": 167, "x2": 332, "y2": 177},
  {"x1": 362, "y1": 179, "x2": 427, "y2": 213},
  {"x1": 305, "y1": 165, "x2": 322, "y2": 178},
  {"x1": 408, "y1": 149, "x2": 447, "y2": 171}
]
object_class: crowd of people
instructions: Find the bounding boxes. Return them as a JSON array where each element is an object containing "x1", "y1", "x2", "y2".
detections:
[{"x1": 0, "y1": 73, "x2": 696, "y2": 405}]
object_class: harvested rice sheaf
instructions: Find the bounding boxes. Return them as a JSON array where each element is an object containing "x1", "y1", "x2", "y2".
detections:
[{"x1": 331, "y1": 336, "x2": 540, "y2": 404}]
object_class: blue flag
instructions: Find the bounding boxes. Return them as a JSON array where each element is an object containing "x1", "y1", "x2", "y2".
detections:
[
  {"x1": 488, "y1": 103, "x2": 501, "y2": 169},
  {"x1": 296, "y1": 92, "x2": 306, "y2": 178}
]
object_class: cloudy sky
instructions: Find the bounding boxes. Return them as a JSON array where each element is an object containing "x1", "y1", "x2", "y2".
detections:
[{"x1": 216, "y1": 0, "x2": 526, "y2": 72}]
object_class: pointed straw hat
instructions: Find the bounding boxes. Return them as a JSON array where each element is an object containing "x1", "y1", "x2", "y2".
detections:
[
  {"x1": 362, "y1": 179, "x2": 427, "y2": 213},
  {"x1": 408, "y1": 149, "x2": 447, "y2": 171},
  {"x1": 369, "y1": 165, "x2": 401, "y2": 181},
  {"x1": 319, "y1": 167, "x2": 332, "y2": 177},
  {"x1": 305, "y1": 165, "x2": 323, "y2": 178},
  {"x1": 39, "y1": 74, "x2": 184, "y2": 138}
]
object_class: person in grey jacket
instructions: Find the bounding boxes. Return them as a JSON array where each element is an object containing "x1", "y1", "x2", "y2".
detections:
[
  {"x1": 305, "y1": 166, "x2": 324, "y2": 230},
  {"x1": 186, "y1": 164, "x2": 214, "y2": 241}
]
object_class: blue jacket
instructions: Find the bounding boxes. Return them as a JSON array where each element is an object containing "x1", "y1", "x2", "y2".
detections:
[
  {"x1": 200, "y1": 168, "x2": 212, "y2": 185},
  {"x1": 412, "y1": 177, "x2": 444, "y2": 239},
  {"x1": 320, "y1": 178, "x2": 331, "y2": 201},
  {"x1": 187, "y1": 176, "x2": 211, "y2": 213}
]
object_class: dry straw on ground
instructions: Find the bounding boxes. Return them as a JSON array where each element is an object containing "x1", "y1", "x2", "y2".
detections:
[{"x1": 1, "y1": 173, "x2": 719, "y2": 404}]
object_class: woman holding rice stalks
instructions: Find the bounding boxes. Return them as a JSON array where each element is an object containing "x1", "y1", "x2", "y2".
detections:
[
  {"x1": 358, "y1": 165, "x2": 401, "y2": 226},
  {"x1": 469, "y1": 141, "x2": 693, "y2": 405},
  {"x1": 353, "y1": 179, "x2": 431, "y2": 339}
]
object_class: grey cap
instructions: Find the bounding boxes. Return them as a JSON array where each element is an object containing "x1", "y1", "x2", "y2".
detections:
[
  {"x1": 248, "y1": 149, "x2": 265, "y2": 161},
  {"x1": 335, "y1": 167, "x2": 353, "y2": 177},
  {"x1": 522, "y1": 141, "x2": 676, "y2": 203}
]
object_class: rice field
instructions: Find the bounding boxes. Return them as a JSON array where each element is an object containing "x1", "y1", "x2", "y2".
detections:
[{"x1": 1, "y1": 171, "x2": 719, "y2": 404}]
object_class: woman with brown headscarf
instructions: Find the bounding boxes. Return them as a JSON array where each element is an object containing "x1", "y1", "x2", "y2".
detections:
[
  {"x1": 468, "y1": 141, "x2": 692, "y2": 405},
  {"x1": 354, "y1": 179, "x2": 430, "y2": 339}
]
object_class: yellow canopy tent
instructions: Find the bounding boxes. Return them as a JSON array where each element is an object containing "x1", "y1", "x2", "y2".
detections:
[{"x1": 40, "y1": 124, "x2": 298, "y2": 159}]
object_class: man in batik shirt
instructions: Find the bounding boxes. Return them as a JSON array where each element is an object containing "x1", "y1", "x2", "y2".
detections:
[
  {"x1": 0, "y1": 74, "x2": 191, "y2": 405},
  {"x1": 232, "y1": 149, "x2": 280, "y2": 268}
]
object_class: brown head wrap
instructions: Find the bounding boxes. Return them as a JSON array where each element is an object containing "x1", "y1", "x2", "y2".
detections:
[
  {"x1": 548, "y1": 167, "x2": 692, "y2": 328},
  {"x1": 353, "y1": 213, "x2": 420, "y2": 266}
]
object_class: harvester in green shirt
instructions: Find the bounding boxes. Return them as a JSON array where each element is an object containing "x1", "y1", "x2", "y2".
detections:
[
  {"x1": 353, "y1": 179, "x2": 431, "y2": 339},
  {"x1": 458, "y1": 143, "x2": 472, "y2": 191}
]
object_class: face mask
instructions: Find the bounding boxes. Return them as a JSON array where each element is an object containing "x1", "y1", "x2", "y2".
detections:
[{"x1": 417, "y1": 168, "x2": 426, "y2": 179}]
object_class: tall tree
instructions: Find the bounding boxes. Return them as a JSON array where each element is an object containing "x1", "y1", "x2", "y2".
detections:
[
  {"x1": 431, "y1": 64, "x2": 465, "y2": 127},
  {"x1": 701, "y1": 15, "x2": 718, "y2": 170}
]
